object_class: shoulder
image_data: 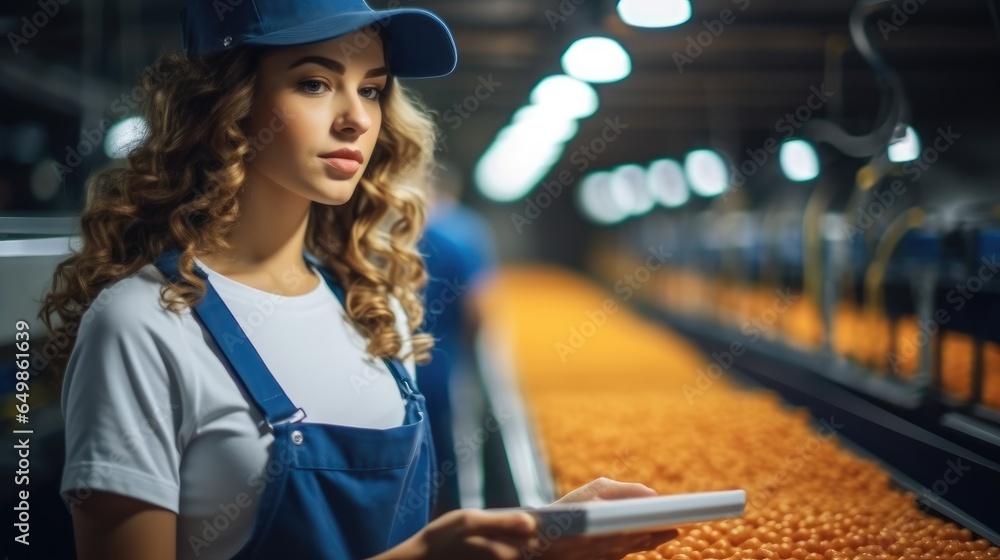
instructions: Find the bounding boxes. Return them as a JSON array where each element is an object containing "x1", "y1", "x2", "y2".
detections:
[
  {"x1": 75, "y1": 263, "x2": 189, "y2": 348},
  {"x1": 60, "y1": 264, "x2": 193, "y2": 514}
]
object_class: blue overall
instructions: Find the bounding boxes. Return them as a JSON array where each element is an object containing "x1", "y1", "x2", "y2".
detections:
[{"x1": 154, "y1": 250, "x2": 437, "y2": 559}]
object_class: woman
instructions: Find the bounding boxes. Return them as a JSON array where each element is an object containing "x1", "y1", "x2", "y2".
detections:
[{"x1": 40, "y1": 1, "x2": 675, "y2": 558}]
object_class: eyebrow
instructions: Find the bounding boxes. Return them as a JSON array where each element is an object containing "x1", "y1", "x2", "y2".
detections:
[{"x1": 287, "y1": 56, "x2": 388, "y2": 78}]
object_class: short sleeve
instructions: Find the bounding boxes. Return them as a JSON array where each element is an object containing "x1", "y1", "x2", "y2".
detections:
[{"x1": 59, "y1": 285, "x2": 188, "y2": 514}]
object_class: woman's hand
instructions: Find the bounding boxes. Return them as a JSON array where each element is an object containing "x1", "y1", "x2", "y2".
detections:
[
  {"x1": 372, "y1": 478, "x2": 677, "y2": 560},
  {"x1": 552, "y1": 476, "x2": 657, "y2": 504},
  {"x1": 372, "y1": 508, "x2": 539, "y2": 560},
  {"x1": 522, "y1": 477, "x2": 678, "y2": 560}
]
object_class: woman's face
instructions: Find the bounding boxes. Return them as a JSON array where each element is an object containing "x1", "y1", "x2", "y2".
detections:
[{"x1": 244, "y1": 31, "x2": 388, "y2": 205}]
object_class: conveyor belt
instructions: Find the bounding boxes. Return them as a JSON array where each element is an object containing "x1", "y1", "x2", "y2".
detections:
[{"x1": 480, "y1": 266, "x2": 1000, "y2": 559}]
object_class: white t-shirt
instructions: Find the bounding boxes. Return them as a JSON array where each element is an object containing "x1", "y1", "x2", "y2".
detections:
[{"x1": 59, "y1": 257, "x2": 415, "y2": 560}]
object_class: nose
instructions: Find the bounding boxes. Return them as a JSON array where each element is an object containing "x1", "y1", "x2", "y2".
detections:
[{"x1": 331, "y1": 91, "x2": 372, "y2": 138}]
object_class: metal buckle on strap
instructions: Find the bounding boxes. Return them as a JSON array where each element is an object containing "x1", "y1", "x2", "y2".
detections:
[
  {"x1": 401, "y1": 379, "x2": 415, "y2": 396},
  {"x1": 259, "y1": 407, "x2": 307, "y2": 431}
]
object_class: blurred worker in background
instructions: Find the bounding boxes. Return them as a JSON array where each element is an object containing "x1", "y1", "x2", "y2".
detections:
[{"x1": 418, "y1": 158, "x2": 498, "y2": 517}]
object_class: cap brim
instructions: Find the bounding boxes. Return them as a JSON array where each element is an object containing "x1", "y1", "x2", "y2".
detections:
[{"x1": 242, "y1": 9, "x2": 457, "y2": 79}]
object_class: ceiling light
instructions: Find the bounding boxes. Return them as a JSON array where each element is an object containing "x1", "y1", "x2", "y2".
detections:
[
  {"x1": 617, "y1": 0, "x2": 692, "y2": 28},
  {"x1": 561, "y1": 36, "x2": 632, "y2": 84},
  {"x1": 888, "y1": 126, "x2": 920, "y2": 163},
  {"x1": 529, "y1": 75, "x2": 599, "y2": 120},
  {"x1": 647, "y1": 158, "x2": 689, "y2": 208},
  {"x1": 511, "y1": 105, "x2": 579, "y2": 143},
  {"x1": 578, "y1": 171, "x2": 629, "y2": 224},
  {"x1": 779, "y1": 139, "x2": 820, "y2": 182},
  {"x1": 610, "y1": 164, "x2": 653, "y2": 215},
  {"x1": 104, "y1": 116, "x2": 148, "y2": 159},
  {"x1": 684, "y1": 149, "x2": 728, "y2": 197}
]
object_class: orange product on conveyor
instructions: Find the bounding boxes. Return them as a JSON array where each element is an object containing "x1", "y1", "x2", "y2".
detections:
[
  {"x1": 481, "y1": 266, "x2": 1000, "y2": 560},
  {"x1": 891, "y1": 316, "x2": 921, "y2": 378},
  {"x1": 857, "y1": 310, "x2": 891, "y2": 372},
  {"x1": 780, "y1": 299, "x2": 824, "y2": 351},
  {"x1": 831, "y1": 302, "x2": 903, "y2": 374},
  {"x1": 668, "y1": 269, "x2": 714, "y2": 318},
  {"x1": 939, "y1": 332, "x2": 975, "y2": 402},
  {"x1": 715, "y1": 281, "x2": 745, "y2": 329},
  {"x1": 984, "y1": 342, "x2": 1000, "y2": 410},
  {"x1": 832, "y1": 301, "x2": 859, "y2": 363}
]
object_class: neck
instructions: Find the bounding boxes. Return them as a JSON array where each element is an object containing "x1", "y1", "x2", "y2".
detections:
[{"x1": 196, "y1": 169, "x2": 314, "y2": 282}]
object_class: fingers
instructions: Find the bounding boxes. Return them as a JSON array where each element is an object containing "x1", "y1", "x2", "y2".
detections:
[
  {"x1": 588, "y1": 477, "x2": 658, "y2": 500},
  {"x1": 600, "y1": 480, "x2": 656, "y2": 500},
  {"x1": 554, "y1": 477, "x2": 658, "y2": 504},
  {"x1": 458, "y1": 509, "x2": 538, "y2": 538}
]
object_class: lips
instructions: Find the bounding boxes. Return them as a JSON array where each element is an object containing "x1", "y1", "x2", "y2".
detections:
[{"x1": 319, "y1": 148, "x2": 363, "y2": 176}]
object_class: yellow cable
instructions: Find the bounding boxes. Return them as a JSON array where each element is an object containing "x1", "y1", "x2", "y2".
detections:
[
  {"x1": 864, "y1": 207, "x2": 925, "y2": 316},
  {"x1": 803, "y1": 182, "x2": 832, "y2": 307}
]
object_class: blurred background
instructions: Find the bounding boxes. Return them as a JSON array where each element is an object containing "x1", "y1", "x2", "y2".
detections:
[{"x1": 2, "y1": 0, "x2": 999, "y2": 558}]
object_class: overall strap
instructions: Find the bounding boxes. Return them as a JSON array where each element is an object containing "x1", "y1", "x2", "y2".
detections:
[
  {"x1": 303, "y1": 252, "x2": 417, "y2": 401},
  {"x1": 154, "y1": 250, "x2": 305, "y2": 428}
]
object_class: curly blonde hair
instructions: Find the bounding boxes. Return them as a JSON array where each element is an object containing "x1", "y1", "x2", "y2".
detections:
[{"x1": 38, "y1": 41, "x2": 438, "y2": 381}]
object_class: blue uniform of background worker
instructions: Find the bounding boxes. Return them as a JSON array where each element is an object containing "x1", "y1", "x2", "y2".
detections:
[{"x1": 418, "y1": 159, "x2": 497, "y2": 516}]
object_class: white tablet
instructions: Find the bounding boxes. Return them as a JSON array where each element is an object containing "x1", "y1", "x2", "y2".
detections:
[{"x1": 490, "y1": 489, "x2": 746, "y2": 536}]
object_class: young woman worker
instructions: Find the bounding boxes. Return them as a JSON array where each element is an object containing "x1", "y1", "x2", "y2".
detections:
[{"x1": 41, "y1": 0, "x2": 676, "y2": 558}]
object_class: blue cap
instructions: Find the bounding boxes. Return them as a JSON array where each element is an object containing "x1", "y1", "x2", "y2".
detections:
[{"x1": 181, "y1": 0, "x2": 458, "y2": 79}]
